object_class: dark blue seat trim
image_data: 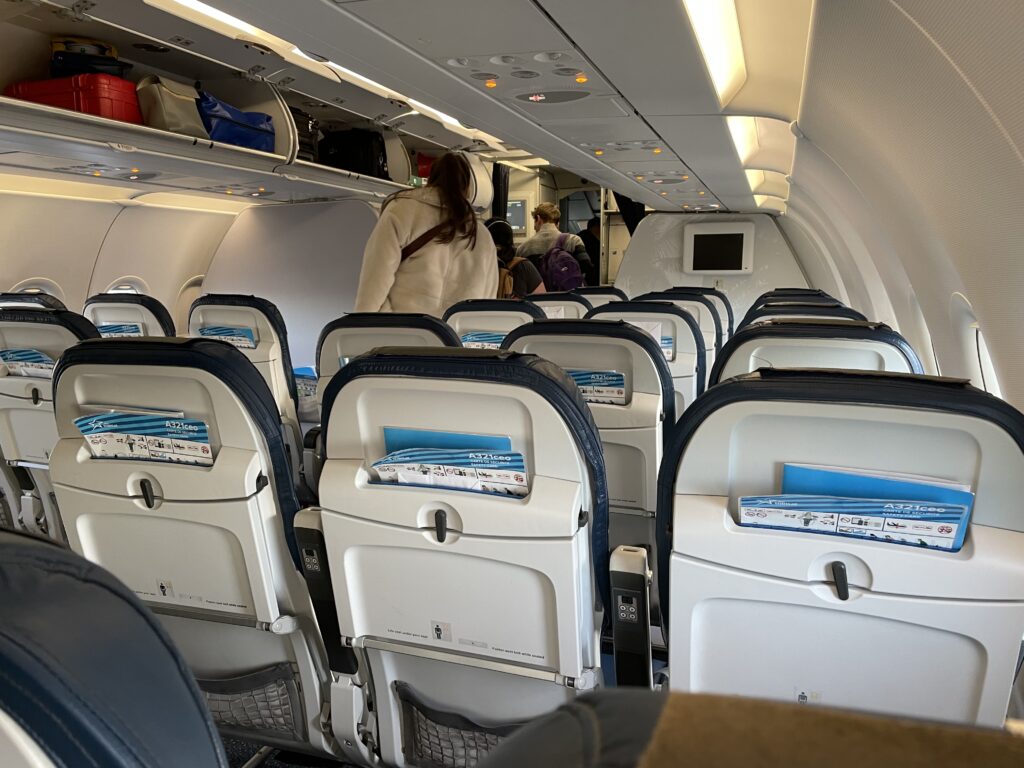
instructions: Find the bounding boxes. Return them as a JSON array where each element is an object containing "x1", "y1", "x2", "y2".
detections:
[
  {"x1": 85, "y1": 293, "x2": 177, "y2": 336},
  {"x1": 442, "y1": 299, "x2": 546, "y2": 322},
  {"x1": 317, "y1": 313, "x2": 461, "y2": 369},
  {"x1": 739, "y1": 303, "x2": 867, "y2": 329},
  {"x1": 0, "y1": 307, "x2": 99, "y2": 340},
  {"x1": 670, "y1": 286, "x2": 734, "y2": 337},
  {"x1": 526, "y1": 292, "x2": 595, "y2": 312},
  {"x1": 709, "y1": 320, "x2": 924, "y2": 385},
  {"x1": 0, "y1": 292, "x2": 67, "y2": 310},
  {"x1": 53, "y1": 338, "x2": 302, "y2": 568},
  {"x1": 753, "y1": 288, "x2": 837, "y2": 308},
  {"x1": 574, "y1": 287, "x2": 628, "y2": 302},
  {"x1": 0, "y1": 530, "x2": 228, "y2": 768},
  {"x1": 633, "y1": 291, "x2": 724, "y2": 354},
  {"x1": 586, "y1": 301, "x2": 706, "y2": 399},
  {"x1": 503, "y1": 319, "x2": 677, "y2": 426},
  {"x1": 321, "y1": 348, "x2": 612, "y2": 620},
  {"x1": 190, "y1": 294, "x2": 299, "y2": 414},
  {"x1": 655, "y1": 368, "x2": 1024, "y2": 634}
]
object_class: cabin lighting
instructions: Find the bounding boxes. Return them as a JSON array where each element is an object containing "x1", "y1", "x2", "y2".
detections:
[
  {"x1": 165, "y1": 0, "x2": 259, "y2": 35},
  {"x1": 594, "y1": 149, "x2": 605, "y2": 156},
  {"x1": 681, "y1": 0, "x2": 747, "y2": 106},
  {"x1": 485, "y1": 80, "x2": 498, "y2": 89},
  {"x1": 727, "y1": 115, "x2": 758, "y2": 164},
  {"x1": 575, "y1": 73, "x2": 589, "y2": 84},
  {"x1": 652, "y1": 147, "x2": 663, "y2": 154}
]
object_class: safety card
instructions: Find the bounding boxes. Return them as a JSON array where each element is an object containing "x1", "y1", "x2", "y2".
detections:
[
  {"x1": 632, "y1": 321, "x2": 674, "y2": 361},
  {"x1": 198, "y1": 325, "x2": 256, "y2": 349},
  {"x1": 738, "y1": 495, "x2": 970, "y2": 552},
  {"x1": 294, "y1": 366, "x2": 319, "y2": 420},
  {"x1": 74, "y1": 411, "x2": 214, "y2": 466},
  {"x1": 0, "y1": 349, "x2": 55, "y2": 378},
  {"x1": 96, "y1": 323, "x2": 144, "y2": 337},
  {"x1": 373, "y1": 427, "x2": 528, "y2": 497},
  {"x1": 460, "y1": 331, "x2": 506, "y2": 349},
  {"x1": 568, "y1": 369, "x2": 627, "y2": 404}
]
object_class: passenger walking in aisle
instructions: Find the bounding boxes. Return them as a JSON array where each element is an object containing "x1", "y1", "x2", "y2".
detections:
[
  {"x1": 485, "y1": 217, "x2": 546, "y2": 299},
  {"x1": 516, "y1": 202, "x2": 594, "y2": 289},
  {"x1": 578, "y1": 216, "x2": 602, "y2": 286},
  {"x1": 354, "y1": 152, "x2": 497, "y2": 315}
]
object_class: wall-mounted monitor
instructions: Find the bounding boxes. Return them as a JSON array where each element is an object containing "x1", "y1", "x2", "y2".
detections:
[
  {"x1": 683, "y1": 221, "x2": 755, "y2": 274},
  {"x1": 507, "y1": 199, "x2": 527, "y2": 232}
]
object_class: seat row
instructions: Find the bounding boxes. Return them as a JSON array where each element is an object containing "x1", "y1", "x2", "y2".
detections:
[{"x1": 2, "y1": 286, "x2": 1017, "y2": 767}]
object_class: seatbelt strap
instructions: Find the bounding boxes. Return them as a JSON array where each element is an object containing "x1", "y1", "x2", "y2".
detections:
[{"x1": 400, "y1": 223, "x2": 447, "y2": 262}]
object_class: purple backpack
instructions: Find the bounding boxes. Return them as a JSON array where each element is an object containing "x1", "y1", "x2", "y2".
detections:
[{"x1": 541, "y1": 234, "x2": 584, "y2": 291}]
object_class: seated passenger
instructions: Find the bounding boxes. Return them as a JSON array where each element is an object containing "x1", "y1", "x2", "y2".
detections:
[
  {"x1": 516, "y1": 202, "x2": 592, "y2": 290},
  {"x1": 486, "y1": 217, "x2": 546, "y2": 299},
  {"x1": 353, "y1": 152, "x2": 498, "y2": 316}
]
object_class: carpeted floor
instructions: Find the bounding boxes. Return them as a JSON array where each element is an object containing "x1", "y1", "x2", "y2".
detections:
[{"x1": 222, "y1": 737, "x2": 359, "y2": 767}]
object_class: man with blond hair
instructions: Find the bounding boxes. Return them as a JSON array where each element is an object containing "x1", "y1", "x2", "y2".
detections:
[{"x1": 516, "y1": 202, "x2": 594, "y2": 288}]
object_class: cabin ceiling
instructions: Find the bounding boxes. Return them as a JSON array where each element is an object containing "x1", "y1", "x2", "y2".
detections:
[{"x1": 163, "y1": 0, "x2": 804, "y2": 213}]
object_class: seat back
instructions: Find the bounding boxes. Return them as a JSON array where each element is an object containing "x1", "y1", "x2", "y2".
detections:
[
  {"x1": 0, "y1": 530, "x2": 228, "y2": 768},
  {"x1": 526, "y1": 292, "x2": 594, "y2": 319},
  {"x1": 634, "y1": 291, "x2": 722, "y2": 371},
  {"x1": 739, "y1": 303, "x2": 868, "y2": 329},
  {"x1": 658, "y1": 368, "x2": 1024, "y2": 726},
  {"x1": 443, "y1": 299, "x2": 545, "y2": 348},
  {"x1": 574, "y1": 286, "x2": 628, "y2": 308},
  {"x1": 316, "y1": 313, "x2": 461, "y2": 407},
  {"x1": 502, "y1": 320, "x2": 672, "y2": 606},
  {"x1": 84, "y1": 293, "x2": 176, "y2": 337},
  {"x1": 670, "y1": 286, "x2": 734, "y2": 338},
  {"x1": 0, "y1": 292, "x2": 66, "y2": 310},
  {"x1": 586, "y1": 302, "x2": 705, "y2": 413},
  {"x1": 49, "y1": 338, "x2": 338, "y2": 754},
  {"x1": 312, "y1": 347, "x2": 608, "y2": 766},
  {"x1": 709, "y1": 319, "x2": 924, "y2": 385},
  {"x1": 188, "y1": 294, "x2": 303, "y2": 489}
]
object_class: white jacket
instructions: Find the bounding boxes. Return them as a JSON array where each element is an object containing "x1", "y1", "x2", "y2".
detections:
[{"x1": 354, "y1": 187, "x2": 498, "y2": 315}]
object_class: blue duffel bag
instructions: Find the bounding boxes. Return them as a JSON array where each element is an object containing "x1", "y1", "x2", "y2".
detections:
[{"x1": 196, "y1": 91, "x2": 275, "y2": 152}]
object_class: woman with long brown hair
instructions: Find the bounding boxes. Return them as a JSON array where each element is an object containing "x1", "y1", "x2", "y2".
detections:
[{"x1": 353, "y1": 152, "x2": 497, "y2": 315}]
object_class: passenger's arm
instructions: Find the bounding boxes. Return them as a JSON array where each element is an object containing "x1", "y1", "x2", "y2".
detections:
[
  {"x1": 572, "y1": 240, "x2": 594, "y2": 272},
  {"x1": 353, "y1": 206, "x2": 404, "y2": 312},
  {"x1": 524, "y1": 261, "x2": 546, "y2": 294}
]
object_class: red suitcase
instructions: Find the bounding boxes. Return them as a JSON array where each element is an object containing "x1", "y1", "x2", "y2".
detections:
[{"x1": 4, "y1": 74, "x2": 143, "y2": 124}]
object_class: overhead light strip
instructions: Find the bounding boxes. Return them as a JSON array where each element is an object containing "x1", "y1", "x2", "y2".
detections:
[{"x1": 681, "y1": 0, "x2": 747, "y2": 106}]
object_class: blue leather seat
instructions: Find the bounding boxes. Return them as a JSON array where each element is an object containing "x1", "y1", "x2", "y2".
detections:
[{"x1": 0, "y1": 529, "x2": 227, "y2": 767}]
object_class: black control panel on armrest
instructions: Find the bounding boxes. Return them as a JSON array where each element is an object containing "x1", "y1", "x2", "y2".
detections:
[
  {"x1": 295, "y1": 522, "x2": 357, "y2": 674},
  {"x1": 611, "y1": 546, "x2": 653, "y2": 688}
]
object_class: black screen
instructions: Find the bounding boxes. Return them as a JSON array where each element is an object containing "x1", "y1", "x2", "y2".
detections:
[{"x1": 692, "y1": 232, "x2": 745, "y2": 270}]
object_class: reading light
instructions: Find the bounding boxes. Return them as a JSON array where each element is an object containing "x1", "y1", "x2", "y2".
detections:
[
  {"x1": 635, "y1": 175, "x2": 645, "y2": 180},
  {"x1": 485, "y1": 80, "x2": 498, "y2": 89},
  {"x1": 727, "y1": 115, "x2": 758, "y2": 164},
  {"x1": 575, "y1": 73, "x2": 588, "y2": 84},
  {"x1": 681, "y1": 0, "x2": 747, "y2": 106},
  {"x1": 652, "y1": 147, "x2": 663, "y2": 154},
  {"x1": 698, "y1": 190, "x2": 706, "y2": 196},
  {"x1": 594, "y1": 149, "x2": 605, "y2": 156},
  {"x1": 130, "y1": 167, "x2": 140, "y2": 173}
]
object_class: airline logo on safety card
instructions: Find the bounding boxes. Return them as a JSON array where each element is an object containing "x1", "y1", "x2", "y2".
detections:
[
  {"x1": 74, "y1": 412, "x2": 213, "y2": 466},
  {"x1": 372, "y1": 448, "x2": 528, "y2": 497},
  {"x1": 568, "y1": 369, "x2": 627, "y2": 404},
  {"x1": 198, "y1": 325, "x2": 257, "y2": 349},
  {"x1": 96, "y1": 323, "x2": 144, "y2": 337},
  {"x1": 0, "y1": 348, "x2": 55, "y2": 378},
  {"x1": 460, "y1": 331, "x2": 506, "y2": 349}
]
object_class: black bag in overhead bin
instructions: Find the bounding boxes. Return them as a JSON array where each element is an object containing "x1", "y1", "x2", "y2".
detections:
[
  {"x1": 318, "y1": 128, "x2": 389, "y2": 179},
  {"x1": 289, "y1": 107, "x2": 320, "y2": 162}
]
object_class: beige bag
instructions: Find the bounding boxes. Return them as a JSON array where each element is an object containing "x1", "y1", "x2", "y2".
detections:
[{"x1": 136, "y1": 75, "x2": 209, "y2": 139}]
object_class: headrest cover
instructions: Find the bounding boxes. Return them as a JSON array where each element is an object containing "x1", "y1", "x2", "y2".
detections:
[
  {"x1": 85, "y1": 293, "x2": 176, "y2": 336},
  {"x1": 0, "y1": 530, "x2": 228, "y2": 768},
  {"x1": 527, "y1": 292, "x2": 595, "y2": 311},
  {"x1": 575, "y1": 286, "x2": 629, "y2": 301},
  {"x1": 739, "y1": 303, "x2": 867, "y2": 328}
]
